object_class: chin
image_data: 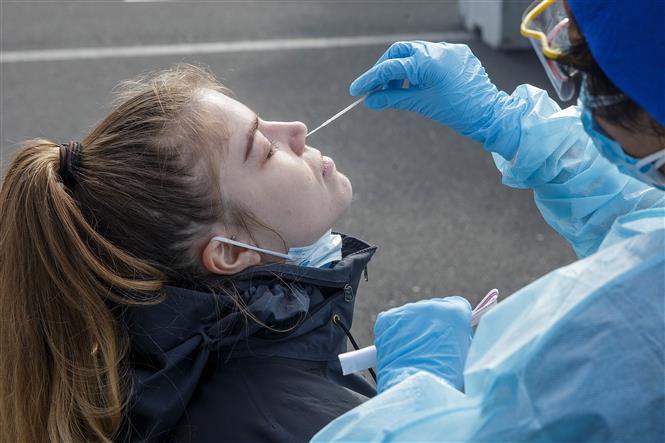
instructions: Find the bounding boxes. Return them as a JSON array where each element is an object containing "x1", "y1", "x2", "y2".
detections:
[{"x1": 337, "y1": 173, "x2": 353, "y2": 209}]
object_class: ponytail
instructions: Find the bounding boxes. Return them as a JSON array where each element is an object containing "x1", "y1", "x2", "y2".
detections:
[
  {"x1": 2, "y1": 63, "x2": 245, "y2": 442},
  {"x1": 0, "y1": 140, "x2": 164, "y2": 442}
]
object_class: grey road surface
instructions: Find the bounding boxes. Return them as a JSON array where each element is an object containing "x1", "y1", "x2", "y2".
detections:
[{"x1": 1, "y1": 1, "x2": 576, "y2": 353}]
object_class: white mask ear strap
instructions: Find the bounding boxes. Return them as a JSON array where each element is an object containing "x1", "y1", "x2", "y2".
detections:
[
  {"x1": 635, "y1": 148, "x2": 665, "y2": 170},
  {"x1": 210, "y1": 236, "x2": 291, "y2": 260}
]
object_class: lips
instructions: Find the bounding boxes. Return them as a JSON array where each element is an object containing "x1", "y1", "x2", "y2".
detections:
[{"x1": 321, "y1": 156, "x2": 334, "y2": 177}]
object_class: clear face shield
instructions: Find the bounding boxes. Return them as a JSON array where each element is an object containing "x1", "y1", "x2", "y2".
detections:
[{"x1": 521, "y1": 0, "x2": 579, "y2": 101}]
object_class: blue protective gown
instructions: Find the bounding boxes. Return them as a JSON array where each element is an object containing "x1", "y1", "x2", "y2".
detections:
[{"x1": 312, "y1": 86, "x2": 665, "y2": 442}]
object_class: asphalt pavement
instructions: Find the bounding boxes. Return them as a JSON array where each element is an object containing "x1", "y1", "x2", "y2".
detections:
[{"x1": 1, "y1": 0, "x2": 577, "y2": 348}]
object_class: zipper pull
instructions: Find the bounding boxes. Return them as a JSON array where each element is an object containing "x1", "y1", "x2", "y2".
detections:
[{"x1": 363, "y1": 266, "x2": 369, "y2": 282}]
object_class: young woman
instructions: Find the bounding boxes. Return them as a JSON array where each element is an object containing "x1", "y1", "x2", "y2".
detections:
[{"x1": 0, "y1": 64, "x2": 376, "y2": 443}]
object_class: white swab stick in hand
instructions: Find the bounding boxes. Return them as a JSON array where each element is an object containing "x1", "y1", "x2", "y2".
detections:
[{"x1": 339, "y1": 289, "x2": 499, "y2": 376}]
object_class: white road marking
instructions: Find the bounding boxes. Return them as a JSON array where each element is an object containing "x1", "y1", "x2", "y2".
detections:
[{"x1": 0, "y1": 32, "x2": 474, "y2": 63}]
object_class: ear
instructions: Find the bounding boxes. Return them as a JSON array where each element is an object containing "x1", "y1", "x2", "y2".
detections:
[{"x1": 202, "y1": 238, "x2": 262, "y2": 275}]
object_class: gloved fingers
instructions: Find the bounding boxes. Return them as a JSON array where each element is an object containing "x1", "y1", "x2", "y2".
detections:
[
  {"x1": 386, "y1": 79, "x2": 406, "y2": 90},
  {"x1": 350, "y1": 57, "x2": 418, "y2": 96},
  {"x1": 374, "y1": 296, "x2": 472, "y2": 393},
  {"x1": 374, "y1": 302, "x2": 411, "y2": 336},
  {"x1": 418, "y1": 296, "x2": 473, "y2": 327},
  {"x1": 438, "y1": 296, "x2": 473, "y2": 324},
  {"x1": 375, "y1": 40, "x2": 418, "y2": 64},
  {"x1": 374, "y1": 296, "x2": 473, "y2": 337},
  {"x1": 364, "y1": 87, "x2": 421, "y2": 110},
  {"x1": 349, "y1": 40, "x2": 418, "y2": 97},
  {"x1": 435, "y1": 295, "x2": 472, "y2": 310}
]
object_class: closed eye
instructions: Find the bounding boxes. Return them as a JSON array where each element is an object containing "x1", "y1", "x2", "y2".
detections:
[{"x1": 267, "y1": 141, "x2": 279, "y2": 160}]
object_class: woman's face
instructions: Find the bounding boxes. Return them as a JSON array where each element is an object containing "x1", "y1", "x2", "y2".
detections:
[{"x1": 199, "y1": 89, "x2": 352, "y2": 255}]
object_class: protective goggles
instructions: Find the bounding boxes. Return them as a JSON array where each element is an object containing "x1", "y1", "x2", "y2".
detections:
[{"x1": 521, "y1": 0, "x2": 578, "y2": 101}]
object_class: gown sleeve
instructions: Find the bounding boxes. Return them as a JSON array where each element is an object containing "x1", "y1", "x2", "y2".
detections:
[{"x1": 486, "y1": 85, "x2": 664, "y2": 258}]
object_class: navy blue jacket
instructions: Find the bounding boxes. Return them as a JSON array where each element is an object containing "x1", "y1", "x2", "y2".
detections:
[{"x1": 118, "y1": 234, "x2": 377, "y2": 442}]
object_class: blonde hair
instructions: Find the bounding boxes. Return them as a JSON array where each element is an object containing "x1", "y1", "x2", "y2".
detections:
[{"x1": 0, "y1": 64, "x2": 244, "y2": 442}]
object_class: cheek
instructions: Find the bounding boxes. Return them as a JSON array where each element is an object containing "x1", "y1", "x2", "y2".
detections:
[
  {"x1": 242, "y1": 174, "x2": 323, "y2": 224},
  {"x1": 223, "y1": 162, "x2": 349, "y2": 245}
]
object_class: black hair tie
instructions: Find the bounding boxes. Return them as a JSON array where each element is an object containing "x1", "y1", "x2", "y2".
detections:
[{"x1": 58, "y1": 141, "x2": 81, "y2": 188}]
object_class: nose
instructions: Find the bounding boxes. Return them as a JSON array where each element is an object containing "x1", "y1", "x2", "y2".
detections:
[
  {"x1": 288, "y1": 121, "x2": 307, "y2": 156},
  {"x1": 262, "y1": 120, "x2": 308, "y2": 155}
]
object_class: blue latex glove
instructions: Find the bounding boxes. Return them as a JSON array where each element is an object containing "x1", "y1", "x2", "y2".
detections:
[
  {"x1": 350, "y1": 41, "x2": 528, "y2": 159},
  {"x1": 374, "y1": 296, "x2": 472, "y2": 393}
]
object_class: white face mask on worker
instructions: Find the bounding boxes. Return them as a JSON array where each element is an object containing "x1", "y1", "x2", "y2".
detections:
[{"x1": 210, "y1": 229, "x2": 343, "y2": 268}]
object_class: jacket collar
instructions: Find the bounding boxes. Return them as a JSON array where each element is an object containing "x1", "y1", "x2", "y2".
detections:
[{"x1": 123, "y1": 234, "x2": 376, "y2": 359}]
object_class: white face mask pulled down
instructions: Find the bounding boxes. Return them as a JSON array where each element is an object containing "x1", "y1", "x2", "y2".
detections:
[{"x1": 210, "y1": 229, "x2": 343, "y2": 269}]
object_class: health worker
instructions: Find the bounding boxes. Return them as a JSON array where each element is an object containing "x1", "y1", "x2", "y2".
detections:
[{"x1": 312, "y1": 0, "x2": 664, "y2": 441}]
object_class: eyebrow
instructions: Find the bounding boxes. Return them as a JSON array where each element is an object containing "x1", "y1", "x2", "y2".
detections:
[{"x1": 244, "y1": 115, "x2": 260, "y2": 163}]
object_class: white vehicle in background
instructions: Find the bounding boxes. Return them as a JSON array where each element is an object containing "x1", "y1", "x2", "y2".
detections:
[{"x1": 459, "y1": 0, "x2": 532, "y2": 49}]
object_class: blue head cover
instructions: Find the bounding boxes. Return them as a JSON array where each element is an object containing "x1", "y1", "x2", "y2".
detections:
[{"x1": 567, "y1": 0, "x2": 665, "y2": 126}]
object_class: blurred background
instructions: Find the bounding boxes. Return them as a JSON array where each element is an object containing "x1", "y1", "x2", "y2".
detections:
[{"x1": 1, "y1": 0, "x2": 577, "y2": 347}]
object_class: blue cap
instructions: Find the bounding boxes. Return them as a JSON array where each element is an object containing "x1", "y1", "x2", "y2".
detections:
[{"x1": 568, "y1": 0, "x2": 665, "y2": 126}]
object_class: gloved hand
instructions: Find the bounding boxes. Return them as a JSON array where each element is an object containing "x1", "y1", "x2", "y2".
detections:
[
  {"x1": 350, "y1": 41, "x2": 528, "y2": 155},
  {"x1": 374, "y1": 296, "x2": 472, "y2": 393}
]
